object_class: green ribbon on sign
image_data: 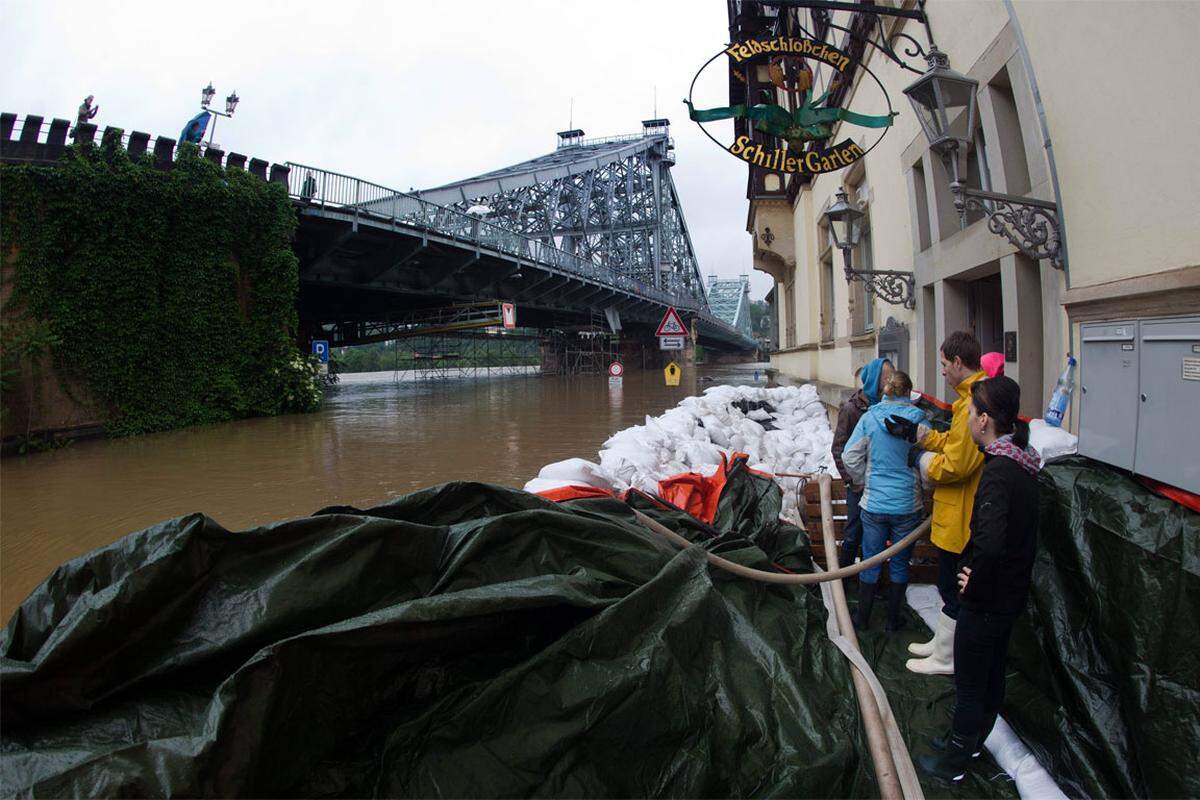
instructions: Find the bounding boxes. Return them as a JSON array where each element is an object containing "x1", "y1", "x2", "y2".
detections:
[{"x1": 685, "y1": 86, "x2": 896, "y2": 149}]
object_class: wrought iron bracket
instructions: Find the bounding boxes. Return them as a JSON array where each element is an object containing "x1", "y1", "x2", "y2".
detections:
[
  {"x1": 841, "y1": 255, "x2": 917, "y2": 310},
  {"x1": 953, "y1": 184, "x2": 1063, "y2": 269},
  {"x1": 767, "y1": 0, "x2": 937, "y2": 76}
]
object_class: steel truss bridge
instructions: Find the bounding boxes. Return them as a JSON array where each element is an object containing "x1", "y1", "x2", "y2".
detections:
[
  {"x1": 0, "y1": 111, "x2": 758, "y2": 354},
  {"x1": 292, "y1": 120, "x2": 757, "y2": 352}
]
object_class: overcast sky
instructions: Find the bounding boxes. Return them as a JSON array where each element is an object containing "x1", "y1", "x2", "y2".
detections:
[{"x1": 0, "y1": 0, "x2": 774, "y2": 300}]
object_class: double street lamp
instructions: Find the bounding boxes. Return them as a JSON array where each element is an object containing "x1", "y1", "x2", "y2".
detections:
[
  {"x1": 200, "y1": 82, "x2": 240, "y2": 148},
  {"x1": 902, "y1": 48, "x2": 1062, "y2": 267}
]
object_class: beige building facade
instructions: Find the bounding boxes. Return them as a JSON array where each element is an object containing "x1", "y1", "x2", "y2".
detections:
[{"x1": 735, "y1": 0, "x2": 1200, "y2": 428}]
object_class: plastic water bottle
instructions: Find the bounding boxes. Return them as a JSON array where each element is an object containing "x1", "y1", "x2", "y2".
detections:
[{"x1": 1044, "y1": 355, "x2": 1077, "y2": 428}]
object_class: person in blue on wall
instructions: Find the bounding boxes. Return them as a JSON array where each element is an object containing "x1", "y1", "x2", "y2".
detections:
[
  {"x1": 179, "y1": 110, "x2": 211, "y2": 145},
  {"x1": 841, "y1": 369, "x2": 927, "y2": 631}
]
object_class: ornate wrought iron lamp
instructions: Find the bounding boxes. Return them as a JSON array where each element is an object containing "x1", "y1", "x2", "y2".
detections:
[
  {"x1": 825, "y1": 189, "x2": 916, "y2": 309},
  {"x1": 903, "y1": 51, "x2": 1063, "y2": 267},
  {"x1": 197, "y1": 83, "x2": 240, "y2": 148}
]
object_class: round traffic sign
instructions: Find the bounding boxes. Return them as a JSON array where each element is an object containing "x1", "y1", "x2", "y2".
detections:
[{"x1": 608, "y1": 361, "x2": 624, "y2": 377}]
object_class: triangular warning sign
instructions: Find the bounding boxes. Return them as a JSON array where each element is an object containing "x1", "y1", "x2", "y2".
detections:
[{"x1": 655, "y1": 307, "x2": 688, "y2": 337}]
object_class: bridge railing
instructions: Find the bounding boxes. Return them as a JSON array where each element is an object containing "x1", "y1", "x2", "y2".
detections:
[{"x1": 286, "y1": 162, "x2": 706, "y2": 312}]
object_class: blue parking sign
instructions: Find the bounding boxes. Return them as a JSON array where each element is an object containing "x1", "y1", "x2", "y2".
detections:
[{"x1": 312, "y1": 340, "x2": 330, "y2": 364}]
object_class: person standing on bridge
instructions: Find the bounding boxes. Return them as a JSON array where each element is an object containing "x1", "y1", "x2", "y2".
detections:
[{"x1": 75, "y1": 95, "x2": 99, "y2": 129}]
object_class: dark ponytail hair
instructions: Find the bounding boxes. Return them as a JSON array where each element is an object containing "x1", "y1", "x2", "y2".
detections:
[{"x1": 971, "y1": 375, "x2": 1029, "y2": 449}]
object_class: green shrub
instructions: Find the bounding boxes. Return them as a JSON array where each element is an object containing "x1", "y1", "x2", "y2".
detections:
[{"x1": 1, "y1": 141, "x2": 319, "y2": 436}]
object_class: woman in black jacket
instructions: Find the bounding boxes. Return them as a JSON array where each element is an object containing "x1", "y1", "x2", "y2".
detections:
[{"x1": 920, "y1": 375, "x2": 1041, "y2": 782}]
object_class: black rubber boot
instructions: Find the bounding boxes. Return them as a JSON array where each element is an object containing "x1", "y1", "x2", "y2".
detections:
[
  {"x1": 852, "y1": 581, "x2": 876, "y2": 630},
  {"x1": 918, "y1": 732, "x2": 973, "y2": 782},
  {"x1": 838, "y1": 540, "x2": 859, "y2": 584},
  {"x1": 885, "y1": 581, "x2": 908, "y2": 632},
  {"x1": 932, "y1": 729, "x2": 983, "y2": 758}
]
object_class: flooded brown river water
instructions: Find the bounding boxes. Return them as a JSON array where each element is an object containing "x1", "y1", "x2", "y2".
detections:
[{"x1": 1, "y1": 363, "x2": 767, "y2": 621}]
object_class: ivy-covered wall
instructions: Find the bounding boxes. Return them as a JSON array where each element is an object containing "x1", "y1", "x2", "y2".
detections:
[{"x1": 1, "y1": 142, "x2": 320, "y2": 438}]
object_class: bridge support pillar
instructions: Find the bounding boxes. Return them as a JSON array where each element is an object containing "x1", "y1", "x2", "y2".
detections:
[
  {"x1": 615, "y1": 333, "x2": 697, "y2": 371},
  {"x1": 617, "y1": 337, "x2": 650, "y2": 371},
  {"x1": 538, "y1": 340, "x2": 561, "y2": 375}
]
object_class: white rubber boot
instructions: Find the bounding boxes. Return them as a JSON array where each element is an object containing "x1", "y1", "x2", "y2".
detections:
[
  {"x1": 906, "y1": 612, "x2": 955, "y2": 675},
  {"x1": 907, "y1": 609, "x2": 953, "y2": 656}
]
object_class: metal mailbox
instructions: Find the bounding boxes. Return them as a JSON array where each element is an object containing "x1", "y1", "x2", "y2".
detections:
[
  {"x1": 1078, "y1": 321, "x2": 1140, "y2": 471},
  {"x1": 1078, "y1": 315, "x2": 1199, "y2": 493},
  {"x1": 1134, "y1": 316, "x2": 1199, "y2": 493}
]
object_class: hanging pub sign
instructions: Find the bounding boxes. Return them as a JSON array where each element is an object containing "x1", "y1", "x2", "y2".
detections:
[{"x1": 686, "y1": 35, "x2": 897, "y2": 175}]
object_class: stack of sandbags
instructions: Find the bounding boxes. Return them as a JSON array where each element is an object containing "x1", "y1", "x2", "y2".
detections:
[{"x1": 524, "y1": 384, "x2": 837, "y2": 521}]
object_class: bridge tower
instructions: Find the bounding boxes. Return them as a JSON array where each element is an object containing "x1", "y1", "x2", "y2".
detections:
[{"x1": 411, "y1": 119, "x2": 707, "y2": 305}]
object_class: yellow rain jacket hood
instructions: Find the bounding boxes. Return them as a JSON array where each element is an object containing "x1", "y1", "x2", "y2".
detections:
[{"x1": 921, "y1": 370, "x2": 988, "y2": 553}]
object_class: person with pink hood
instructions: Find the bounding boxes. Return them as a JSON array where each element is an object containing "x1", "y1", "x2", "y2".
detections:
[{"x1": 980, "y1": 352, "x2": 1005, "y2": 379}]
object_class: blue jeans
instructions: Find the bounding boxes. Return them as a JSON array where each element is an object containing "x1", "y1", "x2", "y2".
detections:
[{"x1": 859, "y1": 509, "x2": 921, "y2": 585}]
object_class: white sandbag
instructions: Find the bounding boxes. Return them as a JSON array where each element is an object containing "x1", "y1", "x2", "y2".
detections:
[
  {"x1": 747, "y1": 409, "x2": 772, "y2": 421},
  {"x1": 1028, "y1": 419, "x2": 1078, "y2": 464},
  {"x1": 631, "y1": 471, "x2": 660, "y2": 494},
  {"x1": 523, "y1": 477, "x2": 592, "y2": 494},
  {"x1": 681, "y1": 440, "x2": 724, "y2": 469},
  {"x1": 597, "y1": 450, "x2": 643, "y2": 485},
  {"x1": 602, "y1": 426, "x2": 644, "y2": 449},
  {"x1": 918, "y1": 450, "x2": 936, "y2": 489},
  {"x1": 662, "y1": 460, "x2": 689, "y2": 477},
  {"x1": 737, "y1": 418, "x2": 765, "y2": 438},
  {"x1": 762, "y1": 430, "x2": 798, "y2": 457},
  {"x1": 537, "y1": 458, "x2": 615, "y2": 490},
  {"x1": 700, "y1": 416, "x2": 730, "y2": 447}
]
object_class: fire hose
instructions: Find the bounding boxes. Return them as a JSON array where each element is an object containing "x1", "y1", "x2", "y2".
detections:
[{"x1": 631, "y1": 473, "x2": 926, "y2": 800}]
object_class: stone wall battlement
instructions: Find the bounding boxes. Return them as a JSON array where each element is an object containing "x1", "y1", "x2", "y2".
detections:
[{"x1": 0, "y1": 112, "x2": 289, "y2": 185}]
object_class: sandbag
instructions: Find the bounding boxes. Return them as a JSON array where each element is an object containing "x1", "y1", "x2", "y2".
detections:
[
  {"x1": 1026, "y1": 420, "x2": 1077, "y2": 464},
  {"x1": 536, "y1": 458, "x2": 616, "y2": 491}
]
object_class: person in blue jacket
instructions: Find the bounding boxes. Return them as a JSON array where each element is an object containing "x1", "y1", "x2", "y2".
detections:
[
  {"x1": 841, "y1": 369, "x2": 927, "y2": 631},
  {"x1": 830, "y1": 357, "x2": 894, "y2": 577}
]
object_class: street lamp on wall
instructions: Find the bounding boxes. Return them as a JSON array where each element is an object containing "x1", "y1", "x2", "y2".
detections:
[
  {"x1": 903, "y1": 49, "x2": 1063, "y2": 268},
  {"x1": 824, "y1": 189, "x2": 916, "y2": 310}
]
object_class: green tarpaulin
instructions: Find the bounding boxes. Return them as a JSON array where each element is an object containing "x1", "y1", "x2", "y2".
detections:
[
  {"x1": 1, "y1": 465, "x2": 1014, "y2": 797},
  {"x1": 1004, "y1": 457, "x2": 1200, "y2": 799}
]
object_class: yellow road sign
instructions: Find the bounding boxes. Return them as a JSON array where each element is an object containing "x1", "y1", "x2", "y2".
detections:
[{"x1": 664, "y1": 361, "x2": 681, "y2": 386}]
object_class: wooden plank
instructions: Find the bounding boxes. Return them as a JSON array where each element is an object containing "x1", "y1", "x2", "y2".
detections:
[
  {"x1": 803, "y1": 480, "x2": 847, "y2": 501},
  {"x1": 804, "y1": 501, "x2": 845, "y2": 519}
]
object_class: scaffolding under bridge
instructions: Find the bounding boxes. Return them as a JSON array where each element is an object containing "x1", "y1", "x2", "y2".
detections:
[{"x1": 328, "y1": 302, "x2": 541, "y2": 381}]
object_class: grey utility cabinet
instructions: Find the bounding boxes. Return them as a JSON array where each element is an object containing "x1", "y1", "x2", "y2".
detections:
[{"x1": 1078, "y1": 315, "x2": 1199, "y2": 493}]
